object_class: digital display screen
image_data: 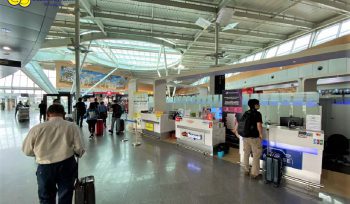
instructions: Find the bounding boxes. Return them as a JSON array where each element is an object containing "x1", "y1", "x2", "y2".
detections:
[{"x1": 211, "y1": 107, "x2": 222, "y2": 120}]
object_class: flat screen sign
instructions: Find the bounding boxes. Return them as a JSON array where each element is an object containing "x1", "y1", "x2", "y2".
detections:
[
  {"x1": 222, "y1": 89, "x2": 243, "y2": 113},
  {"x1": 0, "y1": 59, "x2": 21, "y2": 67}
]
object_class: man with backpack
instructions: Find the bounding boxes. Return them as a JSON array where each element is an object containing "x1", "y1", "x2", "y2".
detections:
[
  {"x1": 237, "y1": 99, "x2": 263, "y2": 179},
  {"x1": 109, "y1": 100, "x2": 123, "y2": 135}
]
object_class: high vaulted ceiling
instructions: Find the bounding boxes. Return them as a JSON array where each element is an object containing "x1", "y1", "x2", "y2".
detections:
[{"x1": 42, "y1": 0, "x2": 350, "y2": 79}]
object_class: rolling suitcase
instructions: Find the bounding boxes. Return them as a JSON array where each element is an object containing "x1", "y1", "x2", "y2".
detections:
[
  {"x1": 119, "y1": 119, "x2": 125, "y2": 132},
  {"x1": 264, "y1": 128, "x2": 283, "y2": 187},
  {"x1": 95, "y1": 119, "x2": 103, "y2": 136},
  {"x1": 75, "y1": 159, "x2": 96, "y2": 204}
]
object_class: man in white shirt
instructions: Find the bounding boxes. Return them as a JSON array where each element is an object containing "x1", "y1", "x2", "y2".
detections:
[{"x1": 22, "y1": 104, "x2": 85, "y2": 204}]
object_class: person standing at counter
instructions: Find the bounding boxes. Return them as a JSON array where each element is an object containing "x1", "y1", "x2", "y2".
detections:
[{"x1": 239, "y1": 99, "x2": 263, "y2": 179}]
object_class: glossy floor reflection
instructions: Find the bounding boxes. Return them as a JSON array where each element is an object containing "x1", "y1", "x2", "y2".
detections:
[{"x1": 0, "y1": 109, "x2": 349, "y2": 204}]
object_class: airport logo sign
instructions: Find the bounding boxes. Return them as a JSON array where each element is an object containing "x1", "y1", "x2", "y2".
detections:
[{"x1": 8, "y1": 0, "x2": 31, "y2": 7}]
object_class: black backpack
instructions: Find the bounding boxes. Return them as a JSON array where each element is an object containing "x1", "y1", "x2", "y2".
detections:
[{"x1": 237, "y1": 110, "x2": 255, "y2": 137}]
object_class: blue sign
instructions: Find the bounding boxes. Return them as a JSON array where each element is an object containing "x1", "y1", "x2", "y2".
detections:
[{"x1": 262, "y1": 143, "x2": 303, "y2": 170}]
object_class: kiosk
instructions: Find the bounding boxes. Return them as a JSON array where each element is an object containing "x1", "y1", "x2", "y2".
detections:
[
  {"x1": 176, "y1": 117, "x2": 226, "y2": 155},
  {"x1": 239, "y1": 125, "x2": 324, "y2": 185},
  {"x1": 140, "y1": 113, "x2": 175, "y2": 139}
]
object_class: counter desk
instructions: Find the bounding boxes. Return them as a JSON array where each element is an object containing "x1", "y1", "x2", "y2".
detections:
[
  {"x1": 239, "y1": 125, "x2": 324, "y2": 185},
  {"x1": 140, "y1": 113, "x2": 175, "y2": 139},
  {"x1": 176, "y1": 117, "x2": 225, "y2": 155}
]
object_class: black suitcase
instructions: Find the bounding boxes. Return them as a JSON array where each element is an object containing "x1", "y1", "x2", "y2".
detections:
[
  {"x1": 265, "y1": 153, "x2": 283, "y2": 187},
  {"x1": 75, "y1": 159, "x2": 96, "y2": 204},
  {"x1": 264, "y1": 128, "x2": 283, "y2": 187},
  {"x1": 119, "y1": 119, "x2": 125, "y2": 132}
]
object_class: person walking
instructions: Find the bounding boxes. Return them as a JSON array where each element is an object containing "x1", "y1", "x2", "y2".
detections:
[
  {"x1": 86, "y1": 102, "x2": 99, "y2": 139},
  {"x1": 75, "y1": 98, "x2": 86, "y2": 128},
  {"x1": 15, "y1": 101, "x2": 23, "y2": 117},
  {"x1": 109, "y1": 100, "x2": 123, "y2": 135},
  {"x1": 22, "y1": 104, "x2": 85, "y2": 204},
  {"x1": 38, "y1": 100, "x2": 47, "y2": 122},
  {"x1": 98, "y1": 101, "x2": 108, "y2": 128},
  {"x1": 238, "y1": 99, "x2": 263, "y2": 179}
]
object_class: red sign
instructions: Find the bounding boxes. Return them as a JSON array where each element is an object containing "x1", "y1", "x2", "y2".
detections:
[
  {"x1": 242, "y1": 88, "x2": 254, "y2": 94},
  {"x1": 93, "y1": 91, "x2": 120, "y2": 95},
  {"x1": 175, "y1": 116, "x2": 182, "y2": 122}
]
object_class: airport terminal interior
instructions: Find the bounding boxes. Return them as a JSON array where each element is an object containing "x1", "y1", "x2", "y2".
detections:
[{"x1": 0, "y1": 0, "x2": 350, "y2": 203}]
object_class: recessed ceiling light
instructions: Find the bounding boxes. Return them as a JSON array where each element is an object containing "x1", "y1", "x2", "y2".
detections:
[{"x1": 3, "y1": 46, "x2": 11, "y2": 51}]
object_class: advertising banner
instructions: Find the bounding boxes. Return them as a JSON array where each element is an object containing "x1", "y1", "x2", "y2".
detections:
[
  {"x1": 58, "y1": 65, "x2": 126, "y2": 90},
  {"x1": 222, "y1": 89, "x2": 243, "y2": 113}
]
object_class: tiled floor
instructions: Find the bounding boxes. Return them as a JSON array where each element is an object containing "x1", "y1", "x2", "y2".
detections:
[{"x1": 0, "y1": 109, "x2": 349, "y2": 204}]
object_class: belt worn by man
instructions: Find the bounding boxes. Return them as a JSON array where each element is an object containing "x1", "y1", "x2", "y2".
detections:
[{"x1": 22, "y1": 104, "x2": 85, "y2": 204}]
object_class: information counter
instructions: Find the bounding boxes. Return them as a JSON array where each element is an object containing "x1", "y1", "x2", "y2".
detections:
[
  {"x1": 140, "y1": 113, "x2": 175, "y2": 139},
  {"x1": 239, "y1": 125, "x2": 324, "y2": 185},
  {"x1": 176, "y1": 117, "x2": 225, "y2": 155}
]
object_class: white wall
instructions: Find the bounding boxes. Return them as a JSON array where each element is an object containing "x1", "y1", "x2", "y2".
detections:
[{"x1": 320, "y1": 98, "x2": 350, "y2": 140}]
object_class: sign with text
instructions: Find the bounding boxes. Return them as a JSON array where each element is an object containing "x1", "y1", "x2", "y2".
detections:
[
  {"x1": 145, "y1": 123, "x2": 154, "y2": 132},
  {"x1": 222, "y1": 89, "x2": 243, "y2": 113}
]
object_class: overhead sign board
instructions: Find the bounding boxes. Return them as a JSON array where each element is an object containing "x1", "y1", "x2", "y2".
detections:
[{"x1": 0, "y1": 59, "x2": 21, "y2": 68}]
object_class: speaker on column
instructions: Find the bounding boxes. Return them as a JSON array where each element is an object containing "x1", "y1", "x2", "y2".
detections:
[{"x1": 214, "y1": 75, "x2": 225, "y2": 94}]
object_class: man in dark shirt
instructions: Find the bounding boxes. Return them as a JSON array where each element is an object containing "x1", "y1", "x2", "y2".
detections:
[
  {"x1": 91, "y1": 98, "x2": 100, "y2": 109},
  {"x1": 239, "y1": 99, "x2": 263, "y2": 179},
  {"x1": 75, "y1": 98, "x2": 86, "y2": 128},
  {"x1": 109, "y1": 100, "x2": 123, "y2": 134},
  {"x1": 38, "y1": 100, "x2": 47, "y2": 122}
]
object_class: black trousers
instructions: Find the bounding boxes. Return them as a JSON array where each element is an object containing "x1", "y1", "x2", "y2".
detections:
[
  {"x1": 87, "y1": 119, "x2": 97, "y2": 134},
  {"x1": 76, "y1": 113, "x2": 84, "y2": 127},
  {"x1": 36, "y1": 156, "x2": 77, "y2": 204},
  {"x1": 40, "y1": 112, "x2": 46, "y2": 122}
]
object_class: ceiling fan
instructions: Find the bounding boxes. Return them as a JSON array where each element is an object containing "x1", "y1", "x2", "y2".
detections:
[
  {"x1": 195, "y1": 7, "x2": 239, "y2": 63},
  {"x1": 67, "y1": 38, "x2": 93, "y2": 54}
]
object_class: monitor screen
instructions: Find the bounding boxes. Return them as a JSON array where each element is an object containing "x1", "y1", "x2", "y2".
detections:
[
  {"x1": 280, "y1": 117, "x2": 303, "y2": 127},
  {"x1": 211, "y1": 107, "x2": 222, "y2": 120}
]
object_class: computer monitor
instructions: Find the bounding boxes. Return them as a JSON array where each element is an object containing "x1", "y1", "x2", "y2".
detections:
[{"x1": 280, "y1": 117, "x2": 303, "y2": 127}]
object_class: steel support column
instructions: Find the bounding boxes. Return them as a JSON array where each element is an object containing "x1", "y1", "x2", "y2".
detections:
[{"x1": 75, "y1": 0, "x2": 80, "y2": 99}]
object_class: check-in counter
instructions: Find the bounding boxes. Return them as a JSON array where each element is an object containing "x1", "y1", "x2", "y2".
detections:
[
  {"x1": 140, "y1": 113, "x2": 175, "y2": 139},
  {"x1": 240, "y1": 125, "x2": 324, "y2": 184},
  {"x1": 176, "y1": 117, "x2": 226, "y2": 155}
]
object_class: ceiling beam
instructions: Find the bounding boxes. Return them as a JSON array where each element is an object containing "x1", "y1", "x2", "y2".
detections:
[
  {"x1": 42, "y1": 32, "x2": 177, "y2": 49},
  {"x1": 79, "y1": 0, "x2": 107, "y2": 35},
  {"x1": 94, "y1": 12, "x2": 200, "y2": 30},
  {"x1": 130, "y1": 0, "x2": 217, "y2": 13},
  {"x1": 50, "y1": 23, "x2": 264, "y2": 48},
  {"x1": 303, "y1": 0, "x2": 350, "y2": 13},
  {"x1": 128, "y1": 0, "x2": 314, "y2": 29},
  {"x1": 220, "y1": 29, "x2": 287, "y2": 40},
  {"x1": 233, "y1": 11, "x2": 314, "y2": 29},
  {"x1": 60, "y1": 9, "x2": 306, "y2": 37}
]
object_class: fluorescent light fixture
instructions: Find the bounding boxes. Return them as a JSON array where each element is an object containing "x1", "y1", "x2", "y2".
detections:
[
  {"x1": 157, "y1": 70, "x2": 161, "y2": 78},
  {"x1": 3, "y1": 46, "x2": 11, "y2": 51},
  {"x1": 222, "y1": 22, "x2": 239, "y2": 31},
  {"x1": 195, "y1": 17, "x2": 211, "y2": 29},
  {"x1": 80, "y1": 30, "x2": 101, "y2": 35}
]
